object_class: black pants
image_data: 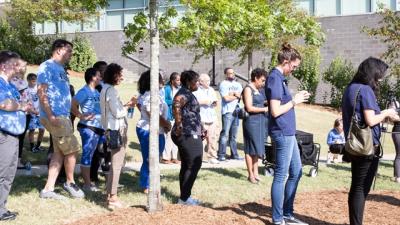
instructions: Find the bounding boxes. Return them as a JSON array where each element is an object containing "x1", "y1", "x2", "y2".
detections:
[
  {"x1": 172, "y1": 134, "x2": 203, "y2": 201},
  {"x1": 348, "y1": 154, "x2": 379, "y2": 225},
  {"x1": 18, "y1": 115, "x2": 31, "y2": 158},
  {"x1": 391, "y1": 133, "x2": 400, "y2": 178},
  {"x1": 90, "y1": 142, "x2": 111, "y2": 182}
]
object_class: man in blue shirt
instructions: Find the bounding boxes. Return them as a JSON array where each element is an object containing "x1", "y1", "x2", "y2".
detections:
[
  {"x1": 217, "y1": 68, "x2": 243, "y2": 161},
  {"x1": 0, "y1": 51, "x2": 31, "y2": 221},
  {"x1": 37, "y1": 39, "x2": 84, "y2": 200}
]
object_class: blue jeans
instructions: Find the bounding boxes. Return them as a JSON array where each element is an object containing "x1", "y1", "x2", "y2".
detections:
[
  {"x1": 136, "y1": 127, "x2": 165, "y2": 189},
  {"x1": 271, "y1": 134, "x2": 302, "y2": 223},
  {"x1": 218, "y1": 113, "x2": 239, "y2": 159}
]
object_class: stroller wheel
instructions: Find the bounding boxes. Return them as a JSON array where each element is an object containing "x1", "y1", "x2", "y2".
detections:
[
  {"x1": 264, "y1": 167, "x2": 274, "y2": 177},
  {"x1": 309, "y1": 167, "x2": 318, "y2": 177}
]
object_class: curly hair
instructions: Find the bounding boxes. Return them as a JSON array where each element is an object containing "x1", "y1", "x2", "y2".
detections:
[{"x1": 103, "y1": 63, "x2": 123, "y2": 85}]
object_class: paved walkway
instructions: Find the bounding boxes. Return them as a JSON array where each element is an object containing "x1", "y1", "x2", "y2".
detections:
[{"x1": 16, "y1": 154, "x2": 396, "y2": 177}]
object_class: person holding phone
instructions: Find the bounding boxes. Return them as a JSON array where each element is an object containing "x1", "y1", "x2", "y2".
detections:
[
  {"x1": 171, "y1": 70, "x2": 206, "y2": 206},
  {"x1": 266, "y1": 43, "x2": 310, "y2": 225},
  {"x1": 193, "y1": 73, "x2": 219, "y2": 164}
]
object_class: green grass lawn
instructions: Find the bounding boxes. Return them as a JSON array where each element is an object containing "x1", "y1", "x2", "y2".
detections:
[{"x1": 9, "y1": 69, "x2": 398, "y2": 225}]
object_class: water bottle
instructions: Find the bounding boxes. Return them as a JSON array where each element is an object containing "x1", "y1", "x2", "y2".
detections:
[{"x1": 127, "y1": 107, "x2": 134, "y2": 118}]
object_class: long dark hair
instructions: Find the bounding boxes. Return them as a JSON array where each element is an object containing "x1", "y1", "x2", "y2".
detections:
[
  {"x1": 351, "y1": 57, "x2": 388, "y2": 92},
  {"x1": 137, "y1": 70, "x2": 163, "y2": 95}
]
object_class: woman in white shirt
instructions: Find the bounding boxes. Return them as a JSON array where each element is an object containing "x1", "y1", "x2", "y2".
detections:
[
  {"x1": 136, "y1": 70, "x2": 171, "y2": 194},
  {"x1": 100, "y1": 63, "x2": 136, "y2": 209}
]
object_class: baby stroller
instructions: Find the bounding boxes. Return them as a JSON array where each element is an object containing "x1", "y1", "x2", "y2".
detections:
[{"x1": 263, "y1": 130, "x2": 321, "y2": 177}]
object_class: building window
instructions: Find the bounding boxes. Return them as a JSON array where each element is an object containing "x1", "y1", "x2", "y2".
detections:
[
  {"x1": 342, "y1": 0, "x2": 371, "y2": 15},
  {"x1": 315, "y1": 0, "x2": 340, "y2": 16}
]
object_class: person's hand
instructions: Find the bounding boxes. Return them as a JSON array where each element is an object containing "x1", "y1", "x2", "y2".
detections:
[
  {"x1": 293, "y1": 90, "x2": 311, "y2": 105},
  {"x1": 211, "y1": 100, "x2": 217, "y2": 107},
  {"x1": 174, "y1": 125, "x2": 183, "y2": 137},
  {"x1": 201, "y1": 129, "x2": 208, "y2": 140},
  {"x1": 49, "y1": 115, "x2": 61, "y2": 127},
  {"x1": 80, "y1": 113, "x2": 95, "y2": 121},
  {"x1": 125, "y1": 96, "x2": 137, "y2": 107},
  {"x1": 163, "y1": 121, "x2": 172, "y2": 133},
  {"x1": 383, "y1": 108, "x2": 399, "y2": 122}
]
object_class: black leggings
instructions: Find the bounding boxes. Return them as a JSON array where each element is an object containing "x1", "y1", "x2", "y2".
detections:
[
  {"x1": 18, "y1": 115, "x2": 31, "y2": 158},
  {"x1": 391, "y1": 132, "x2": 400, "y2": 178},
  {"x1": 348, "y1": 154, "x2": 379, "y2": 225},
  {"x1": 172, "y1": 134, "x2": 203, "y2": 201}
]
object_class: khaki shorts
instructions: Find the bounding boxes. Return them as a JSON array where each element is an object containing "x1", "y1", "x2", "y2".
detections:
[{"x1": 41, "y1": 116, "x2": 80, "y2": 155}]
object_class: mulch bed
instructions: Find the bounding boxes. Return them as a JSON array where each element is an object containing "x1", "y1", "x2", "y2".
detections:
[{"x1": 66, "y1": 190, "x2": 400, "y2": 225}]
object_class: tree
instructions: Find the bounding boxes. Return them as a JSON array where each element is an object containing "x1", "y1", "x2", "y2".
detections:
[
  {"x1": 147, "y1": 0, "x2": 163, "y2": 212},
  {"x1": 8, "y1": 0, "x2": 108, "y2": 34},
  {"x1": 363, "y1": 8, "x2": 400, "y2": 76},
  {"x1": 123, "y1": 0, "x2": 325, "y2": 78}
]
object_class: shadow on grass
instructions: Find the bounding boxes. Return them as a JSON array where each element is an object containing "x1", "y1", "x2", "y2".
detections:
[
  {"x1": 158, "y1": 167, "x2": 246, "y2": 181},
  {"x1": 369, "y1": 193, "x2": 400, "y2": 207},
  {"x1": 11, "y1": 175, "x2": 47, "y2": 196},
  {"x1": 326, "y1": 163, "x2": 351, "y2": 172},
  {"x1": 213, "y1": 202, "x2": 344, "y2": 225}
]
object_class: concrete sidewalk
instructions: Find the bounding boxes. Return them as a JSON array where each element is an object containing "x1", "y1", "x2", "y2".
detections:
[{"x1": 16, "y1": 154, "x2": 396, "y2": 177}]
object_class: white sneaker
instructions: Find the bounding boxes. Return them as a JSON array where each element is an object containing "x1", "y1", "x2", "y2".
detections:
[
  {"x1": 209, "y1": 158, "x2": 220, "y2": 164},
  {"x1": 177, "y1": 197, "x2": 200, "y2": 206},
  {"x1": 82, "y1": 184, "x2": 100, "y2": 192}
]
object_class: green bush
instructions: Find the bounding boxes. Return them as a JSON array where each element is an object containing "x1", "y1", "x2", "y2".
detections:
[
  {"x1": 322, "y1": 56, "x2": 355, "y2": 108},
  {"x1": 68, "y1": 36, "x2": 97, "y2": 72},
  {"x1": 292, "y1": 46, "x2": 321, "y2": 103}
]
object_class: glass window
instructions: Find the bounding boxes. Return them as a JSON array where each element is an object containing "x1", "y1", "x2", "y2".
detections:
[
  {"x1": 62, "y1": 21, "x2": 81, "y2": 33},
  {"x1": 296, "y1": 0, "x2": 314, "y2": 15},
  {"x1": 372, "y1": 0, "x2": 396, "y2": 11},
  {"x1": 315, "y1": 0, "x2": 339, "y2": 16},
  {"x1": 107, "y1": 0, "x2": 123, "y2": 10},
  {"x1": 43, "y1": 21, "x2": 57, "y2": 34},
  {"x1": 124, "y1": 9, "x2": 144, "y2": 26},
  {"x1": 33, "y1": 23, "x2": 44, "y2": 34},
  {"x1": 342, "y1": 0, "x2": 370, "y2": 15},
  {"x1": 125, "y1": 0, "x2": 146, "y2": 8},
  {"x1": 83, "y1": 18, "x2": 100, "y2": 32},
  {"x1": 106, "y1": 11, "x2": 123, "y2": 30}
]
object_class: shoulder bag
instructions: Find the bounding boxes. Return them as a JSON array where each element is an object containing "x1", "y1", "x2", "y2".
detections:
[
  {"x1": 344, "y1": 87, "x2": 374, "y2": 156},
  {"x1": 104, "y1": 86, "x2": 123, "y2": 150}
]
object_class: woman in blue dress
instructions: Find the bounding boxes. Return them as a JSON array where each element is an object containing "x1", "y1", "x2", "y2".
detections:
[{"x1": 242, "y1": 68, "x2": 268, "y2": 184}]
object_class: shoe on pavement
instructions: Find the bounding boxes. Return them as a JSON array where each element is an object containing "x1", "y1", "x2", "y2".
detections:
[
  {"x1": 177, "y1": 197, "x2": 200, "y2": 206},
  {"x1": 217, "y1": 157, "x2": 226, "y2": 162},
  {"x1": 39, "y1": 189, "x2": 67, "y2": 200},
  {"x1": 171, "y1": 159, "x2": 181, "y2": 164},
  {"x1": 284, "y1": 216, "x2": 308, "y2": 225},
  {"x1": 82, "y1": 184, "x2": 100, "y2": 192},
  {"x1": 209, "y1": 158, "x2": 220, "y2": 164},
  {"x1": 161, "y1": 159, "x2": 172, "y2": 164},
  {"x1": 273, "y1": 220, "x2": 286, "y2": 225},
  {"x1": 0, "y1": 211, "x2": 17, "y2": 221},
  {"x1": 63, "y1": 182, "x2": 85, "y2": 198}
]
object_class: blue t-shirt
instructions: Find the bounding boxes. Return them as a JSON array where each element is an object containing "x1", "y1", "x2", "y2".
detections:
[
  {"x1": 0, "y1": 77, "x2": 26, "y2": 135},
  {"x1": 219, "y1": 80, "x2": 243, "y2": 115},
  {"x1": 73, "y1": 85, "x2": 102, "y2": 128},
  {"x1": 37, "y1": 59, "x2": 71, "y2": 119},
  {"x1": 265, "y1": 68, "x2": 296, "y2": 136},
  {"x1": 326, "y1": 128, "x2": 345, "y2": 145},
  {"x1": 342, "y1": 83, "x2": 381, "y2": 145}
]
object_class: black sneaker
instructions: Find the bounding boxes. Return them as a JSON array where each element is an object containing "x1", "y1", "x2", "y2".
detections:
[
  {"x1": 63, "y1": 182, "x2": 84, "y2": 198},
  {"x1": 31, "y1": 147, "x2": 39, "y2": 153},
  {"x1": 284, "y1": 216, "x2": 308, "y2": 225}
]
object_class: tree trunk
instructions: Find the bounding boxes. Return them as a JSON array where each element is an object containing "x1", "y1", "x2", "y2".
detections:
[
  {"x1": 147, "y1": 0, "x2": 163, "y2": 212},
  {"x1": 247, "y1": 52, "x2": 253, "y2": 81}
]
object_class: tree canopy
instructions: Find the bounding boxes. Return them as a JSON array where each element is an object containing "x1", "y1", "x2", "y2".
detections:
[{"x1": 123, "y1": 0, "x2": 325, "y2": 68}]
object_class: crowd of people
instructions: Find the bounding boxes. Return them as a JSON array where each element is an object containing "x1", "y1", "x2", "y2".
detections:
[{"x1": 0, "y1": 39, "x2": 399, "y2": 225}]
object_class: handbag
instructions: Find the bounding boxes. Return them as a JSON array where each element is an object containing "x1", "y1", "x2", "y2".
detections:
[
  {"x1": 344, "y1": 87, "x2": 374, "y2": 156},
  {"x1": 104, "y1": 87, "x2": 123, "y2": 150},
  {"x1": 233, "y1": 105, "x2": 248, "y2": 119}
]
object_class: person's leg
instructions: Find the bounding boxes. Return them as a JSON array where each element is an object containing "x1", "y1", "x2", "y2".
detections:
[
  {"x1": 252, "y1": 155, "x2": 260, "y2": 180},
  {"x1": 392, "y1": 133, "x2": 400, "y2": 179},
  {"x1": 348, "y1": 155, "x2": 379, "y2": 225},
  {"x1": 228, "y1": 115, "x2": 239, "y2": 158},
  {"x1": 79, "y1": 128, "x2": 100, "y2": 187},
  {"x1": 271, "y1": 134, "x2": 292, "y2": 223},
  {"x1": 107, "y1": 130, "x2": 127, "y2": 202},
  {"x1": 162, "y1": 128, "x2": 173, "y2": 162},
  {"x1": 207, "y1": 122, "x2": 219, "y2": 159},
  {"x1": 44, "y1": 150, "x2": 65, "y2": 191},
  {"x1": 136, "y1": 127, "x2": 150, "y2": 189},
  {"x1": 245, "y1": 154, "x2": 254, "y2": 181},
  {"x1": 283, "y1": 136, "x2": 302, "y2": 218},
  {"x1": 178, "y1": 136, "x2": 203, "y2": 201},
  {"x1": 218, "y1": 113, "x2": 233, "y2": 160},
  {"x1": 64, "y1": 152, "x2": 77, "y2": 184},
  {"x1": 28, "y1": 129, "x2": 35, "y2": 151},
  {"x1": 0, "y1": 134, "x2": 18, "y2": 215},
  {"x1": 36, "y1": 128, "x2": 45, "y2": 149}
]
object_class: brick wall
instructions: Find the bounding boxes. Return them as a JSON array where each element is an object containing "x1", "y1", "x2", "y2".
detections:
[{"x1": 82, "y1": 13, "x2": 388, "y2": 103}]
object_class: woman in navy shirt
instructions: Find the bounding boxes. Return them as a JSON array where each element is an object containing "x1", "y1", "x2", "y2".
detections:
[
  {"x1": 265, "y1": 44, "x2": 310, "y2": 225},
  {"x1": 342, "y1": 57, "x2": 397, "y2": 225}
]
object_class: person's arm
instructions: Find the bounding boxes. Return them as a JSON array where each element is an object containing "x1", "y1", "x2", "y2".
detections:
[
  {"x1": 0, "y1": 98, "x2": 21, "y2": 111},
  {"x1": 37, "y1": 83, "x2": 60, "y2": 126},
  {"x1": 164, "y1": 86, "x2": 173, "y2": 106},
  {"x1": 220, "y1": 82, "x2": 240, "y2": 102},
  {"x1": 243, "y1": 87, "x2": 267, "y2": 113},
  {"x1": 326, "y1": 131, "x2": 334, "y2": 145},
  {"x1": 269, "y1": 91, "x2": 310, "y2": 118},
  {"x1": 364, "y1": 109, "x2": 396, "y2": 127},
  {"x1": 172, "y1": 94, "x2": 187, "y2": 136}
]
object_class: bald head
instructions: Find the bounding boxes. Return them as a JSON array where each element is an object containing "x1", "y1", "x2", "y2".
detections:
[{"x1": 199, "y1": 73, "x2": 211, "y2": 88}]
